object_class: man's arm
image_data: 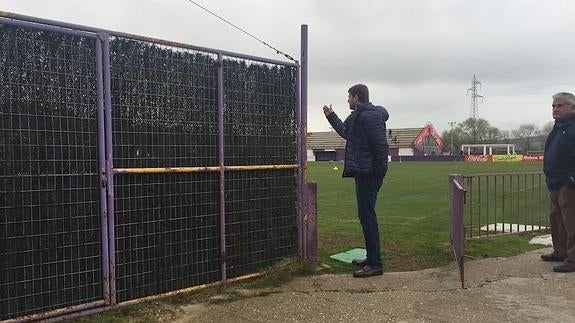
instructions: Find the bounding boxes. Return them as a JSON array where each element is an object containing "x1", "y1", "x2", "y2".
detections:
[
  {"x1": 323, "y1": 104, "x2": 347, "y2": 139},
  {"x1": 568, "y1": 127, "x2": 575, "y2": 184},
  {"x1": 364, "y1": 112, "x2": 388, "y2": 174}
]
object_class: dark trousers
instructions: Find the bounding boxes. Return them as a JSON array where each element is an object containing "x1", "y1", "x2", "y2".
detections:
[
  {"x1": 549, "y1": 185, "x2": 575, "y2": 266},
  {"x1": 354, "y1": 175, "x2": 384, "y2": 267}
]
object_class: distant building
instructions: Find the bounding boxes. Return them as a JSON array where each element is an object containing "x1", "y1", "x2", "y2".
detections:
[{"x1": 307, "y1": 123, "x2": 446, "y2": 161}]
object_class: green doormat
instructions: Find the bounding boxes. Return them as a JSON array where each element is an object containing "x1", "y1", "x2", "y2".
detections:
[{"x1": 329, "y1": 248, "x2": 366, "y2": 263}]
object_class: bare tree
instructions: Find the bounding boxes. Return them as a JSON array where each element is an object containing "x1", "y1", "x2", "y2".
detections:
[
  {"x1": 500, "y1": 130, "x2": 511, "y2": 143},
  {"x1": 511, "y1": 124, "x2": 540, "y2": 152},
  {"x1": 542, "y1": 121, "x2": 554, "y2": 135}
]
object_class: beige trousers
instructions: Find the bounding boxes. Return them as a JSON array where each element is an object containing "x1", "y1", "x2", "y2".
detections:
[{"x1": 549, "y1": 184, "x2": 575, "y2": 266}]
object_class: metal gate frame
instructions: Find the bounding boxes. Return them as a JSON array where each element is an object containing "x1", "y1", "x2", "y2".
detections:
[
  {"x1": 0, "y1": 16, "x2": 111, "y2": 321},
  {"x1": 0, "y1": 11, "x2": 315, "y2": 322},
  {"x1": 449, "y1": 175, "x2": 465, "y2": 289}
]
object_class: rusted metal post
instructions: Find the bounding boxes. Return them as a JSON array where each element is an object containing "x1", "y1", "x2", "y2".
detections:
[
  {"x1": 95, "y1": 33, "x2": 110, "y2": 305},
  {"x1": 217, "y1": 52, "x2": 227, "y2": 282},
  {"x1": 102, "y1": 33, "x2": 117, "y2": 305},
  {"x1": 298, "y1": 24, "x2": 310, "y2": 260}
]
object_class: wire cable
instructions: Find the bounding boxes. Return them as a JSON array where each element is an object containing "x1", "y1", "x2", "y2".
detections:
[
  {"x1": 485, "y1": 81, "x2": 575, "y2": 92},
  {"x1": 391, "y1": 95, "x2": 468, "y2": 125},
  {"x1": 184, "y1": 0, "x2": 296, "y2": 62}
]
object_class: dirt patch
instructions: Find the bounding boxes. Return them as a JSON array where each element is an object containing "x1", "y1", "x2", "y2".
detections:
[
  {"x1": 135, "y1": 302, "x2": 183, "y2": 322},
  {"x1": 319, "y1": 235, "x2": 422, "y2": 271}
]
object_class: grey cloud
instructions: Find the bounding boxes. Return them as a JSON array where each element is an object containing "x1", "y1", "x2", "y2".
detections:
[{"x1": 2, "y1": 0, "x2": 574, "y2": 132}]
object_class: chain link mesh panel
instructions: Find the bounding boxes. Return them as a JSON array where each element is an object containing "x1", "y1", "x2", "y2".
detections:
[
  {"x1": 0, "y1": 20, "x2": 300, "y2": 315},
  {"x1": 0, "y1": 25, "x2": 102, "y2": 320},
  {"x1": 110, "y1": 38, "x2": 221, "y2": 302},
  {"x1": 223, "y1": 58, "x2": 297, "y2": 166},
  {"x1": 222, "y1": 58, "x2": 298, "y2": 277},
  {"x1": 114, "y1": 173, "x2": 220, "y2": 302},
  {"x1": 224, "y1": 170, "x2": 298, "y2": 278},
  {"x1": 110, "y1": 37, "x2": 219, "y2": 168}
]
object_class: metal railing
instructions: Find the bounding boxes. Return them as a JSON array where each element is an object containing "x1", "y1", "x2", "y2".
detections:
[
  {"x1": 460, "y1": 172, "x2": 548, "y2": 239},
  {"x1": 449, "y1": 172, "x2": 549, "y2": 288}
]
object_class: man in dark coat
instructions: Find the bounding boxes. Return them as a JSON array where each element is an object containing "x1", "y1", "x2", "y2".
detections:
[
  {"x1": 542, "y1": 92, "x2": 575, "y2": 272},
  {"x1": 323, "y1": 84, "x2": 389, "y2": 278}
]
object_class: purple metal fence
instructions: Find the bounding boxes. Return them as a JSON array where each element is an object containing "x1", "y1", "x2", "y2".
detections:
[
  {"x1": 0, "y1": 17, "x2": 107, "y2": 321},
  {"x1": 0, "y1": 12, "x2": 316, "y2": 322},
  {"x1": 449, "y1": 172, "x2": 549, "y2": 288},
  {"x1": 461, "y1": 172, "x2": 548, "y2": 240}
]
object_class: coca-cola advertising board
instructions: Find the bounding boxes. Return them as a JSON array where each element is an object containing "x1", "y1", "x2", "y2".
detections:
[{"x1": 464, "y1": 155, "x2": 492, "y2": 162}]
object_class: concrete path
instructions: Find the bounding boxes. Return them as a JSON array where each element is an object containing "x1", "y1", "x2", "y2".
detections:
[{"x1": 171, "y1": 248, "x2": 575, "y2": 322}]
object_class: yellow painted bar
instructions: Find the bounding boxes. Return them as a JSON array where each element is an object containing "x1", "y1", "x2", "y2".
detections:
[
  {"x1": 225, "y1": 164, "x2": 298, "y2": 171},
  {"x1": 113, "y1": 164, "x2": 299, "y2": 174},
  {"x1": 113, "y1": 167, "x2": 219, "y2": 174}
]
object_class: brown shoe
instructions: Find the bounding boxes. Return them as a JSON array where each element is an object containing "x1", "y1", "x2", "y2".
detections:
[
  {"x1": 351, "y1": 258, "x2": 367, "y2": 266},
  {"x1": 553, "y1": 263, "x2": 575, "y2": 273},
  {"x1": 353, "y1": 265, "x2": 383, "y2": 278},
  {"x1": 541, "y1": 253, "x2": 565, "y2": 262}
]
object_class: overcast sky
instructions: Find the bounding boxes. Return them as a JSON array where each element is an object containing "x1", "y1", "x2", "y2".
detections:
[{"x1": 3, "y1": 0, "x2": 575, "y2": 133}]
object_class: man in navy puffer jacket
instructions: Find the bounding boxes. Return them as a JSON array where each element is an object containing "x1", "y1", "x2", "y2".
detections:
[
  {"x1": 542, "y1": 92, "x2": 575, "y2": 272},
  {"x1": 323, "y1": 84, "x2": 389, "y2": 278}
]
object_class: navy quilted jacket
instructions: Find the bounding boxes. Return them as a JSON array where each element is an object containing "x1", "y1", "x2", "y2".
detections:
[
  {"x1": 326, "y1": 102, "x2": 389, "y2": 177},
  {"x1": 544, "y1": 115, "x2": 575, "y2": 191}
]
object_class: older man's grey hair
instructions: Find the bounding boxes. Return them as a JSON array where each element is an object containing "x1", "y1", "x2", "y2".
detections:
[{"x1": 552, "y1": 92, "x2": 575, "y2": 105}]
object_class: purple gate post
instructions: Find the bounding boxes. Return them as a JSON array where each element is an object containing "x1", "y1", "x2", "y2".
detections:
[
  {"x1": 299, "y1": 24, "x2": 317, "y2": 263},
  {"x1": 101, "y1": 33, "x2": 117, "y2": 304},
  {"x1": 298, "y1": 24, "x2": 311, "y2": 261},
  {"x1": 296, "y1": 39, "x2": 303, "y2": 257},
  {"x1": 449, "y1": 174, "x2": 465, "y2": 288},
  {"x1": 95, "y1": 34, "x2": 110, "y2": 305},
  {"x1": 217, "y1": 52, "x2": 227, "y2": 282}
]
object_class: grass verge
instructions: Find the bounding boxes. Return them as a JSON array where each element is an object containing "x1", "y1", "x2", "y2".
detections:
[{"x1": 308, "y1": 161, "x2": 548, "y2": 273}]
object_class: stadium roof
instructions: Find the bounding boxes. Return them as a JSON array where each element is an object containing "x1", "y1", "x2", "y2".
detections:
[{"x1": 307, "y1": 127, "x2": 425, "y2": 150}]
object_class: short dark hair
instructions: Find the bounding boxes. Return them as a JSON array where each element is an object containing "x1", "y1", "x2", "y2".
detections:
[{"x1": 348, "y1": 84, "x2": 369, "y2": 103}]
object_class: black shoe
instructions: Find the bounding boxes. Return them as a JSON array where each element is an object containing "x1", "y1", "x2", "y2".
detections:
[
  {"x1": 353, "y1": 265, "x2": 383, "y2": 278},
  {"x1": 351, "y1": 258, "x2": 367, "y2": 266},
  {"x1": 541, "y1": 253, "x2": 565, "y2": 262},
  {"x1": 553, "y1": 263, "x2": 575, "y2": 273}
]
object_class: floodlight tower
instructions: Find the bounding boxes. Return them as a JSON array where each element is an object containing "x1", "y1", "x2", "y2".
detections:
[
  {"x1": 448, "y1": 121, "x2": 456, "y2": 154},
  {"x1": 467, "y1": 75, "x2": 483, "y2": 118}
]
